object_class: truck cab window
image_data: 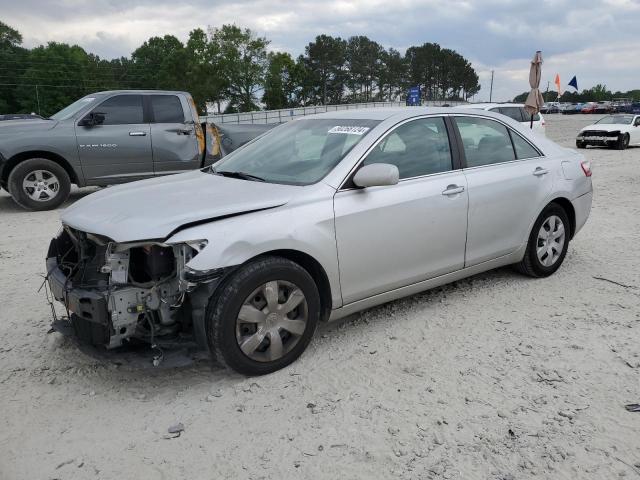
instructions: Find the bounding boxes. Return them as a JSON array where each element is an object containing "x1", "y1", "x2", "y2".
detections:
[
  {"x1": 95, "y1": 95, "x2": 144, "y2": 125},
  {"x1": 150, "y1": 95, "x2": 185, "y2": 123}
]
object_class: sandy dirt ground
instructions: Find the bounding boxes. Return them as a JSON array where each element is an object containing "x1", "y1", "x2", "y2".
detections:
[{"x1": 0, "y1": 114, "x2": 639, "y2": 479}]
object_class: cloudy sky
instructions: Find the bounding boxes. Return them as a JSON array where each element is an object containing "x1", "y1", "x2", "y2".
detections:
[{"x1": 2, "y1": 0, "x2": 639, "y2": 101}]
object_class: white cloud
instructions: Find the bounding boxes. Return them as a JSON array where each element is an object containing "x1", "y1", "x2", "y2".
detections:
[{"x1": 2, "y1": 0, "x2": 638, "y2": 99}]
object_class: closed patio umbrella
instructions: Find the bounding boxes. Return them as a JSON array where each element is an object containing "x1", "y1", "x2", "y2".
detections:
[{"x1": 524, "y1": 51, "x2": 544, "y2": 129}]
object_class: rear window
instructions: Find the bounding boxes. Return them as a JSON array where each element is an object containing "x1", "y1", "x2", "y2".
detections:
[{"x1": 150, "y1": 95, "x2": 185, "y2": 123}]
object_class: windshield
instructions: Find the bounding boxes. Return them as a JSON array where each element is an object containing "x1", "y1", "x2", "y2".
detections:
[
  {"x1": 212, "y1": 118, "x2": 380, "y2": 185},
  {"x1": 595, "y1": 115, "x2": 633, "y2": 125},
  {"x1": 49, "y1": 96, "x2": 98, "y2": 120}
]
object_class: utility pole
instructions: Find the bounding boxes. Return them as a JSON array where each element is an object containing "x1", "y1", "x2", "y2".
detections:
[
  {"x1": 323, "y1": 76, "x2": 327, "y2": 106},
  {"x1": 35, "y1": 84, "x2": 41, "y2": 115},
  {"x1": 489, "y1": 70, "x2": 494, "y2": 102}
]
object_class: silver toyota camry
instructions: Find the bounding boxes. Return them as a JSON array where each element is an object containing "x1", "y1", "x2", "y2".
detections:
[{"x1": 46, "y1": 108, "x2": 593, "y2": 375}]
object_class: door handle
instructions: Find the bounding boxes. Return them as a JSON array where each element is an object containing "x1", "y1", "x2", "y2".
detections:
[
  {"x1": 129, "y1": 131, "x2": 146, "y2": 136},
  {"x1": 177, "y1": 129, "x2": 192, "y2": 135},
  {"x1": 533, "y1": 167, "x2": 549, "y2": 176},
  {"x1": 442, "y1": 184, "x2": 465, "y2": 196}
]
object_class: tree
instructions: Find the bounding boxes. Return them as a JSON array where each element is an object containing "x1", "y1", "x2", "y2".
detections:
[
  {"x1": 513, "y1": 84, "x2": 640, "y2": 103},
  {"x1": 210, "y1": 25, "x2": 269, "y2": 112},
  {"x1": 0, "y1": 21, "x2": 26, "y2": 113},
  {"x1": 0, "y1": 20, "x2": 488, "y2": 115},
  {"x1": 376, "y1": 48, "x2": 406, "y2": 101},
  {"x1": 262, "y1": 52, "x2": 301, "y2": 110},
  {"x1": 303, "y1": 35, "x2": 347, "y2": 104},
  {"x1": 131, "y1": 35, "x2": 187, "y2": 91},
  {"x1": 460, "y1": 66, "x2": 480, "y2": 100},
  {"x1": 0, "y1": 21, "x2": 22, "y2": 48},
  {"x1": 14, "y1": 42, "x2": 100, "y2": 115},
  {"x1": 345, "y1": 36, "x2": 383, "y2": 102},
  {"x1": 184, "y1": 28, "x2": 225, "y2": 113}
]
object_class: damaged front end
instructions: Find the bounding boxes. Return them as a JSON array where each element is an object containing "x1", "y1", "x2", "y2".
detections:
[{"x1": 45, "y1": 227, "x2": 226, "y2": 360}]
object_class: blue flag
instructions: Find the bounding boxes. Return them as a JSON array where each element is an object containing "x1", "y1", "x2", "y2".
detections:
[{"x1": 568, "y1": 76, "x2": 578, "y2": 90}]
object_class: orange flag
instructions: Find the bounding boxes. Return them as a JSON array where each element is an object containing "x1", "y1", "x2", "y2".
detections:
[{"x1": 554, "y1": 74, "x2": 561, "y2": 94}]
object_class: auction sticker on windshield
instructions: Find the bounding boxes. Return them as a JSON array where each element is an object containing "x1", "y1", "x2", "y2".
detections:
[{"x1": 328, "y1": 126, "x2": 370, "y2": 135}]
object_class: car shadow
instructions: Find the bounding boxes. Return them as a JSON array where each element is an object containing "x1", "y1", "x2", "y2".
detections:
[{"x1": 44, "y1": 266, "x2": 526, "y2": 390}]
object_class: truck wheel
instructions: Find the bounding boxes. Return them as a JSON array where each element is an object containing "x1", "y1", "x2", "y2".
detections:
[
  {"x1": 7, "y1": 158, "x2": 71, "y2": 211},
  {"x1": 206, "y1": 256, "x2": 320, "y2": 376}
]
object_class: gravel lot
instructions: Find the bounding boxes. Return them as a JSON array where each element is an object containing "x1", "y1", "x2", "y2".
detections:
[{"x1": 1, "y1": 114, "x2": 639, "y2": 479}]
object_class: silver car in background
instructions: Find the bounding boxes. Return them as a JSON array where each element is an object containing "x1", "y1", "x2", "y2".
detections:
[{"x1": 46, "y1": 108, "x2": 593, "y2": 375}]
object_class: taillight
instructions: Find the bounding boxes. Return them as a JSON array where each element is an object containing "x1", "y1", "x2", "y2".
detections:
[{"x1": 581, "y1": 160, "x2": 592, "y2": 177}]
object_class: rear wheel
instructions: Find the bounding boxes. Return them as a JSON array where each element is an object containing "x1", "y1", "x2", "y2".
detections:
[
  {"x1": 7, "y1": 158, "x2": 71, "y2": 211},
  {"x1": 515, "y1": 203, "x2": 570, "y2": 278},
  {"x1": 615, "y1": 133, "x2": 630, "y2": 150},
  {"x1": 206, "y1": 256, "x2": 320, "y2": 375}
]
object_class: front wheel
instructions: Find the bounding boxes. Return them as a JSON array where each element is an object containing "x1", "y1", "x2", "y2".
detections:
[
  {"x1": 7, "y1": 158, "x2": 71, "y2": 211},
  {"x1": 576, "y1": 140, "x2": 586, "y2": 149},
  {"x1": 615, "y1": 133, "x2": 630, "y2": 150},
  {"x1": 515, "y1": 204, "x2": 570, "y2": 278},
  {"x1": 206, "y1": 256, "x2": 320, "y2": 375}
]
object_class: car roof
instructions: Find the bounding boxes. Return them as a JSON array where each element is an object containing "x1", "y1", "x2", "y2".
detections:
[
  {"x1": 304, "y1": 106, "x2": 513, "y2": 122},
  {"x1": 453, "y1": 102, "x2": 524, "y2": 110},
  {"x1": 91, "y1": 89, "x2": 190, "y2": 96}
]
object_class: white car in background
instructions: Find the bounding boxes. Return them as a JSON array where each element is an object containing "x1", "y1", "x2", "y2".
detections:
[
  {"x1": 456, "y1": 103, "x2": 546, "y2": 135},
  {"x1": 576, "y1": 114, "x2": 640, "y2": 150}
]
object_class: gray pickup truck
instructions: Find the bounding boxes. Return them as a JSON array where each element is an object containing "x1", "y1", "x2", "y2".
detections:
[{"x1": 0, "y1": 90, "x2": 272, "y2": 211}]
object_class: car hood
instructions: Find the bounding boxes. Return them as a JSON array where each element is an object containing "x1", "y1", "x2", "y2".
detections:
[
  {"x1": 61, "y1": 170, "x2": 299, "y2": 242},
  {"x1": 0, "y1": 119, "x2": 57, "y2": 134},
  {"x1": 580, "y1": 123, "x2": 630, "y2": 133}
]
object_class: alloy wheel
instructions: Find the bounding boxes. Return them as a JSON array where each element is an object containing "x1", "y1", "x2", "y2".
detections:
[
  {"x1": 536, "y1": 215, "x2": 565, "y2": 267},
  {"x1": 22, "y1": 169, "x2": 60, "y2": 202},
  {"x1": 235, "y1": 280, "x2": 308, "y2": 362}
]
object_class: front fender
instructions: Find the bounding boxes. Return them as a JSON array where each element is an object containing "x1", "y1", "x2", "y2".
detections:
[{"x1": 167, "y1": 188, "x2": 342, "y2": 308}]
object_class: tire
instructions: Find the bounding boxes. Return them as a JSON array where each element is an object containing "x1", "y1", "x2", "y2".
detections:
[
  {"x1": 7, "y1": 158, "x2": 71, "y2": 211},
  {"x1": 615, "y1": 133, "x2": 630, "y2": 150},
  {"x1": 515, "y1": 203, "x2": 570, "y2": 278},
  {"x1": 576, "y1": 140, "x2": 586, "y2": 149},
  {"x1": 206, "y1": 256, "x2": 320, "y2": 375}
]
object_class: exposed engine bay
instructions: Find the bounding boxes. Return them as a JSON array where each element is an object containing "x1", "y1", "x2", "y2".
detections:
[{"x1": 45, "y1": 227, "x2": 224, "y2": 360}]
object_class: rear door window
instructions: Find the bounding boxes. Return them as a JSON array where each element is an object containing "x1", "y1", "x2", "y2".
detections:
[
  {"x1": 496, "y1": 107, "x2": 524, "y2": 122},
  {"x1": 454, "y1": 116, "x2": 516, "y2": 167},
  {"x1": 95, "y1": 95, "x2": 144, "y2": 125},
  {"x1": 520, "y1": 107, "x2": 540, "y2": 122},
  {"x1": 510, "y1": 131, "x2": 541, "y2": 159},
  {"x1": 150, "y1": 95, "x2": 185, "y2": 123}
]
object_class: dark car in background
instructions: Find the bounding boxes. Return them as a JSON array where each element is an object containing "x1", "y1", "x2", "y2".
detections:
[
  {"x1": 594, "y1": 102, "x2": 612, "y2": 114},
  {"x1": 0, "y1": 114, "x2": 43, "y2": 121},
  {"x1": 563, "y1": 103, "x2": 583, "y2": 115},
  {"x1": 541, "y1": 102, "x2": 560, "y2": 114},
  {"x1": 612, "y1": 98, "x2": 633, "y2": 113}
]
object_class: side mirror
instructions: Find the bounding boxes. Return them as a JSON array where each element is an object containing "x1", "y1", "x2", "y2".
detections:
[
  {"x1": 353, "y1": 163, "x2": 399, "y2": 188},
  {"x1": 79, "y1": 112, "x2": 105, "y2": 127}
]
